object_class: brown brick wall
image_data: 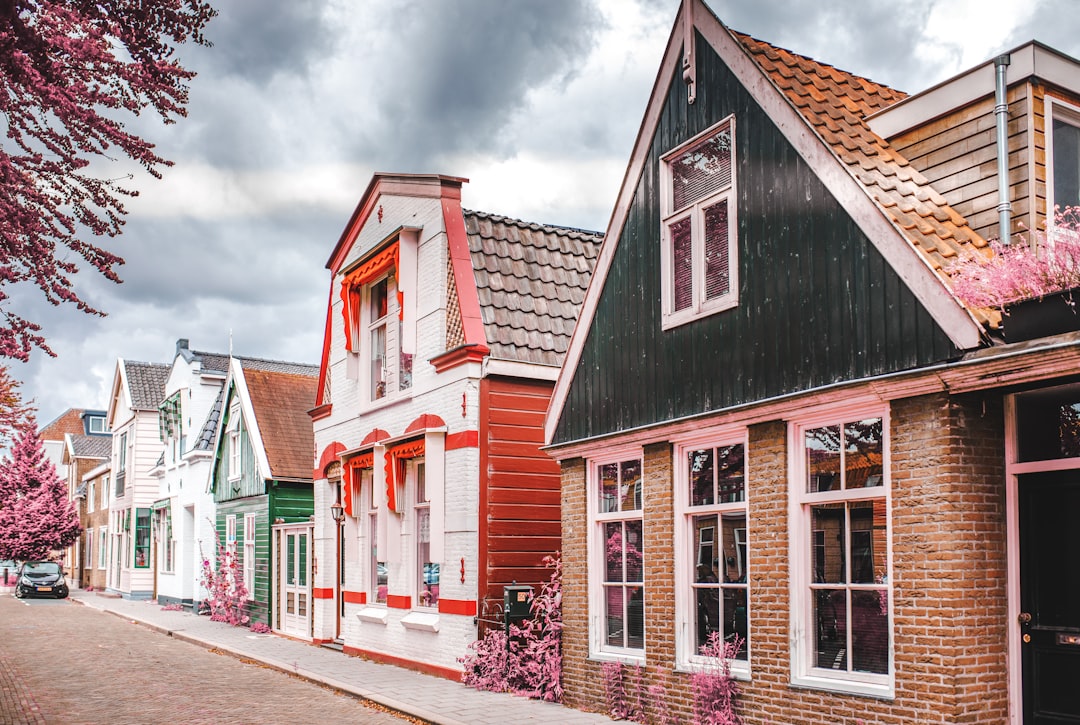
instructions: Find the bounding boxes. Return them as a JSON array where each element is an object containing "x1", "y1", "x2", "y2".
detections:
[{"x1": 559, "y1": 391, "x2": 1010, "y2": 723}]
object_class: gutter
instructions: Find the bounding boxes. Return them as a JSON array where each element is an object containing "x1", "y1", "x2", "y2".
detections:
[{"x1": 995, "y1": 53, "x2": 1013, "y2": 245}]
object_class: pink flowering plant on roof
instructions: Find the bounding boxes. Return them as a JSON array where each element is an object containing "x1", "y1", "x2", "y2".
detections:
[{"x1": 949, "y1": 207, "x2": 1080, "y2": 310}]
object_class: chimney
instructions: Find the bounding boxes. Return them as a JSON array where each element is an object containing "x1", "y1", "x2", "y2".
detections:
[{"x1": 176, "y1": 338, "x2": 190, "y2": 355}]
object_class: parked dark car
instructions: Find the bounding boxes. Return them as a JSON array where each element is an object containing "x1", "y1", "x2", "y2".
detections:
[{"x1": 14, "y1": 561, "x2": 69, "y2": 599}]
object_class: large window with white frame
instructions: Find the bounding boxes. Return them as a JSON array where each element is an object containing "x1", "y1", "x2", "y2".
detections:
[
  {"x1": 676, "y1": 438, "x2": 749, "y2": 673},
  {"x1": 661, "y1": 116, "x2": 738, "y2": 329},
  {"x1": 1049, "y1": 97, "x2": 1080, "y2": 215},
  {"x1": 244, "y1": 512, "x2": 256, "y2": 599},
  {"x1": 98, "y1": 526, "x2": 107, "y2": 569},
  {"x1": 85, "y1": 529, "x2": 94, "y2": 568},
  {"x1": 791, "y1": 411, "x2": 892, "y2": 696},
  {"x1": 158, "y1": 507, "x2": 175, "y2": 574},
  {"x1": 412, "y1": 460, "x2": 438, "y2": 608},
  {"x1": 87, "y1": 479, "x2": 95, "y2": 513},
  {"x1": 590, "y1": 455, "x2": 645, "y2": 658},
  {"x1": 359, "y1": 466, "x2": 386, "y2": 605}
]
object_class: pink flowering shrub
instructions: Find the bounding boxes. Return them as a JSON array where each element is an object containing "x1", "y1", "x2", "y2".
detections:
[
  {"x1": 949, "y1": 207, "x2": 1080, "y2": 309},
  {"x1": 691, "y1": 632, "x2": 743, "y2": 725},
  {"x1": 198, "y1": 526, "x2": 250, "y2": 627},
  {"x1": 250, "y1": 622, "x2": 272, "y2": 634},
  {"x1": 460, "y1": 554, "x2": 563, "y2": 702},
  {"x1": 160, "y1": 602, "x2": 184, "y2": 612}
]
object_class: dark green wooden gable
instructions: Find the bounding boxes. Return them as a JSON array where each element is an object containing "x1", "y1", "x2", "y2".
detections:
[
  {"x1": 553, "y1": 32, "x2": 962, "y2": 446},
  {"x1": 211, "y1": 384, "x2": 262, "y2": 503}
]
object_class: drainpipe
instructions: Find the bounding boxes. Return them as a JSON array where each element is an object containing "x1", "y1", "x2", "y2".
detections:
[{"x1": 995, "y1": 54, "x2": 1012, "y2": 245}]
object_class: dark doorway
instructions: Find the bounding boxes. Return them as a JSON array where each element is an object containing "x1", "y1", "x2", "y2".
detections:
[{"x1": 1019, "y1": 470, "x2": 1080, "y2": 723}]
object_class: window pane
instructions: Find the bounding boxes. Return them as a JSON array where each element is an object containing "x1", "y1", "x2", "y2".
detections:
[
  {"x1": 625, "y1": 520, "x2": 643, "y2": 583},
  {"x1": 851, "y1": 590, "x2": 889, "y2": 674},
  {"x1": 370, "y1": 277, "x2": 388, "y2": 320},
  {"x1": 723, "y1": 588, "x2": 749, "y2": 660},
  {"x1": 703, "y1": 200, "x2": 730, "y2": 301},
  {"x1": 689, "y1": 449, "x2": 714, "y2": 506},
  {"x1": 693, "y1": 515, "x2": 717, "y2": 575},
  {"x1": 599, "y1": 463, "x2": 619, "y2": 513},
  {"x1": 298, "y1": 535, "x2": 307, "y2": 587},
  {"x1": 605, "y1": 586, "x2": 625, "y2": 647},
  {"x1": 850, "y1": 500, "x2": 887, "y2": 584},
  {"x1": 1054, "y1": 118, "x2": 1080, "y2": 209},
  {"x1": 722, "y1": 512, "x2": 747, "y2": 583},
  {"x1": 376, "y1": 560, "x2": 387, "y2": 605},
  {"x1": 806, "y1": 425, "x2": 840, "y2": 492},
  {"x1": 605, "y1": 522, "x2": 623, "y2": 582},
  {"x1": 716, "y1": 444, "x2": 744, "y2": 503},
  {"x1": 814, "y1": 588, "x2": 847, "y2": 670},
  {"x1": 672, "y1": 128, "x2": 732, "y2": 210},
  {"x1": 621, "y1": 459, "x2": 642, "y2": 511},
  {"x1": 671, "y1": 216, "x2": 693, "y2": 312},
  {"x1": 626, "y1": 586, "x2": 645, "y2": 649},
  {"x1": 695, "y1": 585, "x2": 721, "y2": 651},
  {"x1": 845, "y1": 418, "x2": 883, "y2": 489},
  {"x1": 399, "y1": 319, "x2": 413, "y2": 392},
  {"x1": 370, "y1": 325, "x2": 386, "y2": 400},
  {"x1": 811, "y1": 504, "x2": 846, "y2": 584}
]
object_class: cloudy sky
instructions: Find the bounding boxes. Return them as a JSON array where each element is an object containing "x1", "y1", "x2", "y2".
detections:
[{"x1": 13, "y1": 0, "x2": 1080, "y2": 427}]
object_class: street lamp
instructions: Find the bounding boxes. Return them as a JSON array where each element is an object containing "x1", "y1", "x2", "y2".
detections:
[{"x1": 330, "y1": 501, "x2": 344, "y2": 523}]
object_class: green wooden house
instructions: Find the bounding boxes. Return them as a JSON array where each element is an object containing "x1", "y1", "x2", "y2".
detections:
[{"x1": 209, "y1": 356, "x2": 318, "y2": 627}]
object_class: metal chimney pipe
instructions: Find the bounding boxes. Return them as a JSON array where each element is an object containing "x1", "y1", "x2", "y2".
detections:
[{"x1": 994, "y1": 54, "x2": 1012, "y2": 245}]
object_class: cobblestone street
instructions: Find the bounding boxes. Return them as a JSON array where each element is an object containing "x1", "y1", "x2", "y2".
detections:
[{"x1": 0, "y1": 596, "x2": 409, "y2": 724}]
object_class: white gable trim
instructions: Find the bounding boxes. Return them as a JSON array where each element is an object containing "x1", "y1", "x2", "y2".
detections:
[{"x1": 545, "y1": 0, "x2": 982, "y2": 444}]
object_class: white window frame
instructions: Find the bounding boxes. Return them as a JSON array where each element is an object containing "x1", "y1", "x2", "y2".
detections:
[
  {"x1": 788, "y1": 405, "x2": 894, "y2": 698},
  {"x1": 87, "y1": 479, "x2": 95, "y2": 513},
  {"x1": 102, "y1": 475, "x2": 110, "y2": 508},
  {"x1": 363, "y1": 274, "x2": 393, "y2": 403},
  {"x1": 88, "y1": 415, "x2": 107, "y2": 434},
  {"x1": 587, "y1": 450, "x2": 646, "y2": 663},
  {"x1": 98, "y1": 527, "x2": 107, "y2": 569},
  {"x1": 244, "y1": 512, "x2": 256, "y2": 599},
  {"x1": 85, "y1": 529, "x2": 94, "y2": 568},
  {"x1": 674, "y1": 430, "x2": 750, "y2": 678},
  {"x1": 228, "y1": 404, "x2": 242, "y2": 482},
  {"x1": 226, "y1": 514, "x2": 237, "y2": 556},
  {"x1": 412, "y1": 459, "x2": 438, "y2": 609},
  {"x1": 660, "y1": 116, "x2": 739, "y2": 330},
  {"x1": 360, "y1": 466, "x2": 386, "y2": 606},
  {"x1": 1047, "y1": 96, "x2": 1080, "y2": 222}
]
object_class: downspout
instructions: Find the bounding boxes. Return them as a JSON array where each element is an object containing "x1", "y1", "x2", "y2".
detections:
[{"x1": 994, "y1": 54, "x2": 1012, "y2": 245}]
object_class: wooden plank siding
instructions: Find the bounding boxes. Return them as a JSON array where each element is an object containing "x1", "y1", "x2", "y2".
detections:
[
  {"x1": 553, "y1": 32, "x2": 963, "y2": 446},
  {"x1": 891, "y1": 83, "x2": 1035, "y2": 243},
  {"x1": 211, "y1": 401, "x2": 262, "y2": 503},
  {"x1": 216, "y1": 497, "x2": 271, "y2": 625},
  {"x1": 478, "y1": 376, "x2": 561, "y2": 610}
]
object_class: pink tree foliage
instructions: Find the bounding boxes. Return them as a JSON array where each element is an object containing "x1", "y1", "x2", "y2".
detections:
[
  {"x1": 460, "y1": 554, "x2": 563, "y2": 702},
  {"x1": 0, "y1": 425, "x2": 81, "y2": 561},
  {"x1": 198, "y1": 525, "x2": 250, "y2": 627},
  {"x1": 0, "y1": 0, "x2": 216, "y2": 360},
  {"x1": 949, "y1": 207, "x2": 1080, "y2": 310},
  {"x1": 0, "y1": 366, "x2": 32, "y2": 448}
]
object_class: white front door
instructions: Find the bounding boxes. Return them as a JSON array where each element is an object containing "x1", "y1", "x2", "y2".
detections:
[{"x1": 274, "y1": 524, "x2": 312, "y2": 638}]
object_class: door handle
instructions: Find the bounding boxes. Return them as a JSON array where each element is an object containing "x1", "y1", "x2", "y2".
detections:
[{"x1": 1018, "y1": 612, "x2": 1032, "y2": 625}]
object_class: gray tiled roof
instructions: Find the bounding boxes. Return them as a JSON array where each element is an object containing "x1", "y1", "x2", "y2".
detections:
[
  {"x1": 69, "y1": 434, "x2": 111, "y2": 459},
  {"x1": 124, "y1": 361, "x2": 170, "y2": 410},
  {"x1": 191, "y1": 350, "x2": 230, "y2": 373},
  {"x1": 194, "y1": 385, "x2": 225, "y2": 452},
  {"x1": 464, "y1": 210, "x2": 601, "y2": 367},
  {"x1": 236, "y1": 357, "x2": 319, "y2": 376}
]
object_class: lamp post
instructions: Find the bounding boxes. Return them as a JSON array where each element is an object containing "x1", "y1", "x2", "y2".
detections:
[{"x1": 330, "y1": 502, "x2": 344, "y2": 523}]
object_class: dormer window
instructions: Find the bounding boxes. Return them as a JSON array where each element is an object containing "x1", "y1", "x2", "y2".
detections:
[
  {"x1": 87, "y1": 414, "x2": 108, "y2": 434},
  {"x1": 661, "y1": 117, "x2": 738, "y2": 329},
  {"x1": 1050, "y1": 98, "x2": 1080, "y2": 214},
  {"x1": 227, "y1": 403, "x2": 242, "y2": 481}
]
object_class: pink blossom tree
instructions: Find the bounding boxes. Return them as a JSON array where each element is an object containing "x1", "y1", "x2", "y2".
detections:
[
  {"x1": 0, "y1": 0, "x2": 217, "y2": 360},
  {"x1": 0, "y1": 425, "x2": 81, "y2": 561}
]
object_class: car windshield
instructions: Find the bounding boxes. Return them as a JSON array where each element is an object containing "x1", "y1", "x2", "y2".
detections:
[{"x1": 23, "y1": 562, "x2": 60, "y2": 575}]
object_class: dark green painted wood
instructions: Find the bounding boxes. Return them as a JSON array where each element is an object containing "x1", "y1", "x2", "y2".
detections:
[{"x1": 553, "y1": 32, "x2": 963, "y2": 445}]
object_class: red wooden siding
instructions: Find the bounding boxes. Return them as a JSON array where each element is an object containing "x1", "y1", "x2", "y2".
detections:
[{"x1": 478, "y1": 377, "x2": 561, "y2": 615}]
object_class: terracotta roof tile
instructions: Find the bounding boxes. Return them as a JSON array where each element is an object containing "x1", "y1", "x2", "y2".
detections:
[
  {"x1": 730, "y1": 29, "x2": 994, "y2": 324},
  {"x1": 464, "y1": 211, "x2": 601, "y2": 367},
  {"x1": 242, "y1": 363, "x2": 318, "y2": 481}
]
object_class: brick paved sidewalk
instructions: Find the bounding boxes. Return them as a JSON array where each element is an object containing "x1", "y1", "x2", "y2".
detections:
[
  {"x1": 69, "y1": 591, "x2": 614, "y2": 725},
  {"x1": 0, "y1": 653, "x2": 45, "y2": 725}
]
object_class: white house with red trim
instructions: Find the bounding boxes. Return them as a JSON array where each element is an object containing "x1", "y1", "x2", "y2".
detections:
[{"x1": 310, "y1": 173, "x2": 599, "y2": 678}]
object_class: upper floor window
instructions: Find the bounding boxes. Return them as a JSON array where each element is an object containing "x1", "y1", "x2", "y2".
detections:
[
  {"x1": 1050, "y1": 98, "x2": 1080, "y2": 214},
  {"x1": 590, "y1": 455, "x2": 645, "y2": 660},
  {"x1": 790, "y1": 411, "x2": 892, "y2": 698},
  {"x1": 676, "y1": 438, "x2": 749, "y2": 675},
  {"x1": 87, "y1": 480, "x2": 95, "y2": 513},
  {"x1": 228, "y1": 404, "x2": 242, "y2": 481},
  {"x1": 661, "y1": 117, "x2": 738, "y2": 329},
  {"x1": 86, "y1": 414, "x2": 108, "y2": 434}
]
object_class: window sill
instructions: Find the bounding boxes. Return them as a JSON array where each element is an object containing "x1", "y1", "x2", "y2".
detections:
[
  {"x1": 400, "y1": 611, "x2": 440, "y2": 632},
  {"x1": 675, "y1": 659, "x2": 751, "y2": 682},
  {"x1": 661, "y1": 296, "x2": 738, "y2": 331},
  {"x1": 356, "y1": 607, "x2": 388, "y2": 625},
  {"x1": 587, "y1": 651, "x2": 646, "y2": 667},
  {"x1": 790, "y1": 672, "x2": 893, "y2": 700}
]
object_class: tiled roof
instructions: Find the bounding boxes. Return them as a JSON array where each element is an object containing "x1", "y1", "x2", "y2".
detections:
[
  {"x1": 190, "y1": 350, "x2": 230, "y2": 373},
  {"x1": 236, "y1": 357, "x2": 319, "y2": 376},
  {"x1": 68, "y1": 434, "x2": 111, "y2": 459},
  {"x1": 242, "y1": 365, "x2": 318, "y2": 481},
  {"x1": 194, "y1": 385, "x2": 225, "y2": 452},
  {"x1": 464, "y1": 210, "x2": 602, "y2": 367},
  {"x1": 731, "y1": 30, "x2": 996, "y2": 325},
  {"x1": 39, "y1": 408, "x2": 86, "y2": 441},
  {"x1": 124, "y1": 361, "x2": 170, "y2": 410}
]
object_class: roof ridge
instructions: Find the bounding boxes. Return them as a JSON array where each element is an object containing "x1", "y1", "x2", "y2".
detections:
[{"x1": 464, "y1": 209, "x2": 603, "y2": 239}]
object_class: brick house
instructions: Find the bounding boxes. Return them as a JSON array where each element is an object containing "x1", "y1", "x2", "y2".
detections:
[
  {"x1": 311, "y1": 173, "x2": 599, "y2": 678},
  {"x1": 545, "y1": 2, "x2": 1080, "y2": 723},
  {"x1": 62, "y1": 433, "x2": 111, "y2": 589}
]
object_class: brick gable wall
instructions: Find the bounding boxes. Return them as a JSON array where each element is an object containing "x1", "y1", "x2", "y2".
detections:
[{"x1": 559, "y1": 392, "x2": 1009, "y2": 723}]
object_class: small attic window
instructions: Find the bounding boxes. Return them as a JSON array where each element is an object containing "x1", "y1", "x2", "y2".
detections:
[
  {"x1": 661, "y1": 116, "x2": 738, "y2": 329},
  {"x1": 1049, "y1": 98, "x2": 1080, "y2": 214}
]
